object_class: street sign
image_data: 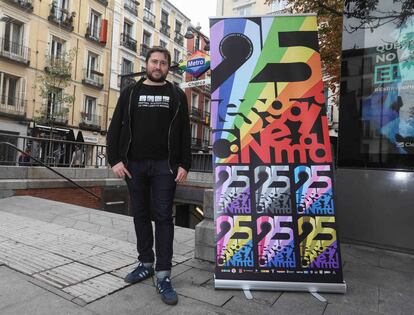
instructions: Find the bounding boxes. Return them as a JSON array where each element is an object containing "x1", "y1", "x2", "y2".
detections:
[
  {"x1": 179, "y1": 78, "x2": 211, "y2": 89},
  {"x1": 179, "y1": 50, "x2": 210, "y2": 78}
]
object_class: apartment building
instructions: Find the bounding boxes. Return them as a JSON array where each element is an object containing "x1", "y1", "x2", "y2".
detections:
[
  {"x1": 183, "y1": 25, "x2": 211, "y2": 153},
  {"x1": 107, "y1": 0, "x2": 191, "y2": 128},
  {"x1": 0, "y1": 0, "x2": 191, "y2": 159}
]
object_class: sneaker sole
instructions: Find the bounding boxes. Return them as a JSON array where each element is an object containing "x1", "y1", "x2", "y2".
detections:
[
  {"x1": 161, "y1": 296, "x2": 178, "y2": 305},
  {"x1": 124, "y1": 272, "x2": 154, "y2": 284}
]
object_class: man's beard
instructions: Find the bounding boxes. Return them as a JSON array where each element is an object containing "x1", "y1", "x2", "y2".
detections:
[{"x1": 146, "y1": 70, "x2": 167, "y2": 83}]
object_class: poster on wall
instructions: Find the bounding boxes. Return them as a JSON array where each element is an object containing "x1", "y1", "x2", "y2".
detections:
[{"x1": 210, "y1": 14, "x2": 346, "y2": 292}]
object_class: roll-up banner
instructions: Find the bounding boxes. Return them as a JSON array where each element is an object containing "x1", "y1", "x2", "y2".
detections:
[{"x1": 210, "y1": 14, "x2": 346, "y2": 293}]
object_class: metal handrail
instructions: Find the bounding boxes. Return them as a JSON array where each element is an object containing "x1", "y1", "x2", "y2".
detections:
[{"x1": 0, "y1": 141, "x2": 101, "y2": 200}]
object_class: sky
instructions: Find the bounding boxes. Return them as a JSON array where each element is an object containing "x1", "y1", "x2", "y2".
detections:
[{"x1": 168, "y1": 0, "x2": 217, "y2": 35}]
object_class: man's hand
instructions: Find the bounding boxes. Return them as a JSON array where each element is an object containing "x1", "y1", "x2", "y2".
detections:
[
  {"x1": 175, "y1": 167, "x2": 188, "y2": 183},
  {"x1": 111, "y1": 161, "x2": 132, "y2": 179}
]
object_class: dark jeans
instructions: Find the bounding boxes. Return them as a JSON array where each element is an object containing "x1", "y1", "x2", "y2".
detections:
[{"x1": 126, "y1": 159, "x2": 176, "y2": 272}]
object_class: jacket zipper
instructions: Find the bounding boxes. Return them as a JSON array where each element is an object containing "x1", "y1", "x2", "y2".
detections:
[
  {"x1": 125, "y1": 88, "x2": 134, "y2": 167},
  {"x1": 168, "y1": 96, "x2": 180, "y2": 174}
]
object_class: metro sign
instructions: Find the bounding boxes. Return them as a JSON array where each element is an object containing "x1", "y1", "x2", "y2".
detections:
[{"x1": 179, "y1": 50, "x2": 210, "y2": 78}]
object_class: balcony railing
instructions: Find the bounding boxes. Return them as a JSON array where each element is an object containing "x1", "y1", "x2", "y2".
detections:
[
  {"x1": 174, "y1": 31, "x2": 184, "y2": 46},
  {"x1": 120, "y1": 33, "x2": 137, "y2": 52},
  {"x1": 80, "y1": 113, "x2": 101, "y2": 131},
  {"x1": 124, "y1": 0, "x2": 139, "y2": 16},
  {"x1": 160, "y1": 22, "x2": 170, "y2": 37},
  {"x1": 82, "y1": 69, "x2": 104, "y2": 89},
  {"x1": 0, "y1": 37, "x2": 30, "y2": 65},
  {"x1": 191, "y1": 107, "x2": 202, "y2": 120},
  {"x1": 48, "y1": 6, "x2": 75, "y2": 32},
  {"x1": 143, "y1": 9, "x2": 155, "y2": 27},
  {"x1": 0, "y1": 94, "x2": 27, "y2": 117},
  {"x1": 95, "y1": 0, "x2": 108, "y2": 6},
  {"x1": 85, "y1": 23, "x2": 101, "y2": 43},
  {"x1": 44, "y1": 55, "x2": 71, "y2": 78},
  {"x1": 191, "y1": 137, "x2": 202, "y2": 149},
  {"x1": 46, "y1": 104, "x2": 69, "y2": 125},
  {"x1": 4, "y1": 0, "x2": 33, "y2": 12},
  {"x1": 140, "y1": 43, "x2": 150, "y2": 57}
]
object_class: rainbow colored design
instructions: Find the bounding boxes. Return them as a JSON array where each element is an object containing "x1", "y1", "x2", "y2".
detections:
[{"x1": 179, "y1": 50, "x2": 210, "y2": 78}]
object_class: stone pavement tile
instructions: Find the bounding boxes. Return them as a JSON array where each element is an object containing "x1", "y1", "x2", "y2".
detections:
[
  {"x1": 222, "y1": 296, "x2": 275, "y2": 315},
  {"x1": 344, "y1": 262, "x2": 414, "y2": 295},
  {"x1": 98, "y1": 226, "x2": 128, "y2": 238},
  {"x1": 172, "y1": 252, "x2": 194, "y2": 264},
  {"x1": 324, "y1": 303, "x2": 384, "y2": 315},
  {"x1": 174, "y1": 241, "x2": 194, "y2": 255},
  {"x1": 89, "y1": 213, "x2": 114, "y2": 227},
  {"x1": 171, "y1": 263, "x2": 193, "y2": 278},
  {"x1": 0, "y1": 266, "x2": 45, "y2": 311},
  {"x1": 174, "y1": 267, "x2": 213, "y2": 286},
  {"x1": 183, "y1": 258, "x2": 215, "y2": 273},
  {"x1": 154, "y1": 295, "x2": 238, "y2": 315},
  {"x1": 203, "y1": 279, "x2": 281, "y2": 306},
  {"x1": 73, "y1": 221, "x2": 101, "y2": 233},
  {"x1": 79, "y1": 250, "x2": 137, "y2": 272},
  {"x1": 379, "y1": 250, "x2": 414, "y2": 273},
  {"x1": 323, "y1": 279, "x2": 379, "y2": 313},
  {"x1": 127, "y1": 231, "x2": 137, "y2": 243},
  {"x1": 379, "y1": 287, "x2": 414, "y2": 315},
  {"x1": 51, "y1": 216, "x2": 77, "y2": 228},
  {"x1": 340, "y1": 243, "x2": 380, "y2": 267},
  {"x1": 85, "y1": 282, "x2": 170, "y2": 314},
  {"x1": 0, "y1": 292, "x2": 98, "y2": 315},
  {"x1": 271, "y1": 292, "x2": 326, "y2": 315}
]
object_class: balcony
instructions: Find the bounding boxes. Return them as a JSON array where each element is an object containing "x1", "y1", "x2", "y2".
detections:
[
  {"x1": 0, "y1": 37, "x2": 30, "y2": 65},
  {"x1": 140, "y1": 43, "x2": 150, "y2": 57},
  {"x1": 160, "y1": 22, "x2": 170, "y2": 37},
  {"x1": 120, "y1": 33, "x2": 137, "y2": 52},
  {"x1": 190, "y1": 107, "x2": 202, "y2": 120},
  {"x1": 82, "y1": 69, "x2": 104, "y2": 89},
  {"x1": 4, "y1": 0, "x2": 33, "y2": 12},
  {"x1": 191, "y1": 137, "x2": 202, "y2": 150},
  {"x1": 95, "y1": 0, "x2": 108, "y2": 6},
  {"x1": 124, "y1": 0, "x2": 139, "y2": 16},
  {"x1": 48, "y1": 6, "x2": 75, "y2": 32},
  {"x1": 0, "y1": 94, "x2": 27, "y2": 118},
  {"x1": 46, "y1": 104, "x2": 69, "y2": 125},
  {"x1": 85, "y1": 23, "x2": 104, "y2": 45},
  {"x1": 79, "y1": 113, "x2": 101, "y2": 131},
  {"x1": 174, "y1": 31, "x2": 184, "y2": 46},
  {"x1": 143, "y1": 9, "x2": 155, "y2": 27},
  {"x1": 44, "y1": 55, "x2": 71, "y2": 78}
]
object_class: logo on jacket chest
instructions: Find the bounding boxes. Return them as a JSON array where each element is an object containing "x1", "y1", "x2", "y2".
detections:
[{"x1": 137, "y1": 95, "x2": 170, "y2": 109}]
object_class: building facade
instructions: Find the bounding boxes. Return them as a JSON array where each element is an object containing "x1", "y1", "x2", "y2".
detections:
[
  {"x1": 216, "y1": 0, "x2": 286, "y2": 16},
  {"x1": 0, "y1": 0, "x2": 190, "y2": 161},
  {"x1": 183, "y1": 25, "x2": 211, "y2": 152}
]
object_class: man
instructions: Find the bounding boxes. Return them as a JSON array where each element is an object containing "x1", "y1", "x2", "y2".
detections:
[{"x1": 107, "y1": 46, "x2": 191, "y2": 305}]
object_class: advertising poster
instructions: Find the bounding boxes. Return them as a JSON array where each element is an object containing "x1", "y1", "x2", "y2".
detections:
[{"x1": 210, "y1": 15, "x2": 346, "y2": 292}]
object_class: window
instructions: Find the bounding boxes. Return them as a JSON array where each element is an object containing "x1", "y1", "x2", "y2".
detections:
[
  {"x1": 144, "y1": 0, "x2": 152, "y2": 11},
  {"x1": 123, "y1": 21, "x2": 133, "y2": 38},
  {"x1": 204, "y1": 98, "x2": 210, "y2": 113},
  {"x1": 191, "y1": 93, "x2": 199, "y2": 108},
  {"x1": 3, "y1": 19, "x2": 23, "y2": 55},
  {"x1": 194, "y1": 36, "x2": 200, "y2": 51},
  {"x1": 1, "y1": 73, "x2": 19, "y2": 106},
  {"x1": 203, "y1": 126, "x2": 210, "y2": 144},
  {"x1": 235, "y1": 4, "x2": 252, "y2": 16},
  {"x1": 143, "y1": 31, "x2": 151, "y2": 46},
  {"x1": 161, "y1": 10, "x2": 168, "y2": 25},
  {"x1": 50, "y1": 36, "x2": 65, "y2": 59},
  {"x1": 173, "y1": 49, "x2": 180, "y2": 63},
  {"x1": 86, "y1": 52, "x2": 99, "y2": 79},
  {"x1": 175, "y1": 20, "x2": 182, "y2": 33},
  {"x1": 84, "y1": 96, "x2": 97, "y2": 121},
  {"x1": 121, "y1": 58, "x2": 133, "y2": 75},
  {"x1": 47, "y1": 88, "x2": 63, "y2": 117},
  {"x1": 89, "y1": 10, "x2": 101, "y2": 39},
  {"x1": 160, "y1": 40, "x2": 167, "y2": 48},
  {"x1": 191, "y1": 123, "x2": 197, "y2": 139}
]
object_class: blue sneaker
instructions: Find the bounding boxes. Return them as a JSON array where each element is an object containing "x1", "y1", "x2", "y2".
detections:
[
  {"x1": 156, "y1": 276, "x2": 178, "y2": 305},
  {"x1": 124, "y1": 262, "x2": 154, "y2": 284}
]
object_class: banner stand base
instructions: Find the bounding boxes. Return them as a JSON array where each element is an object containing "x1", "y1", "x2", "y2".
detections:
[
  {"x1": 243, "y1": 288, "x2": 253, "y2": 300},
  {"x1": 215, "y1": 278, "x2": 347, "y2": 294}
]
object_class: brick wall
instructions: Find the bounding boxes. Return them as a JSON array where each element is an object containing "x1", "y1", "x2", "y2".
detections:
[{"x1": 15, "y1": 187, "x2": 102, "y2": 210}]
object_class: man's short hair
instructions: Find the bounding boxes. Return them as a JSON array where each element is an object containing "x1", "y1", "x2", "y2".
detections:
[{"x1": 145, "y1": 46, "x2": 171, "y2": 67}]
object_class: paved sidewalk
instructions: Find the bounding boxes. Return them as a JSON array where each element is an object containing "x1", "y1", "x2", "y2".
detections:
[{"x1": 0, "y1": 196, "x2": 413, "y2": 314}]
